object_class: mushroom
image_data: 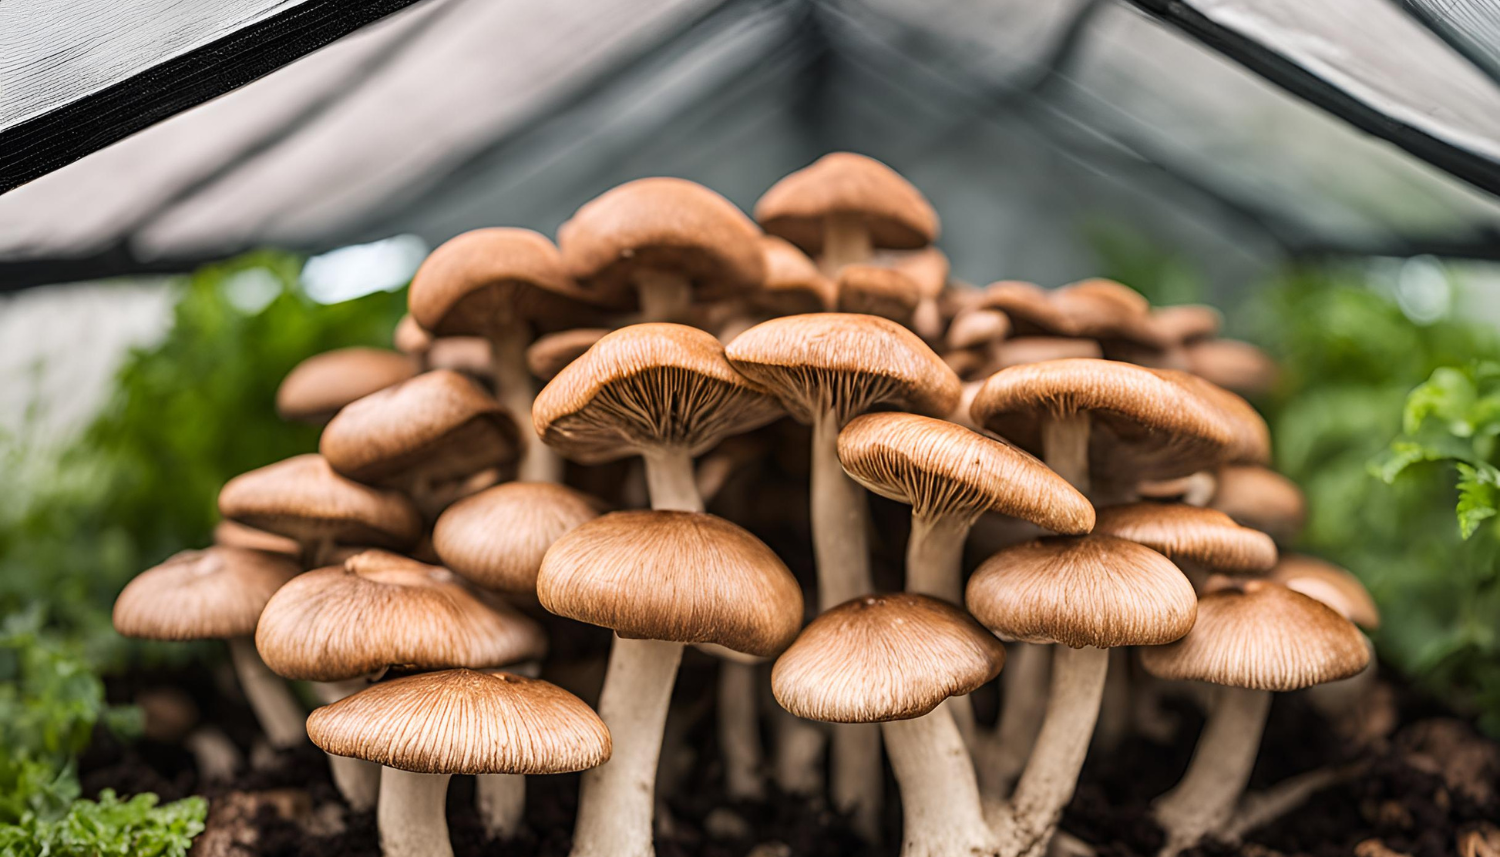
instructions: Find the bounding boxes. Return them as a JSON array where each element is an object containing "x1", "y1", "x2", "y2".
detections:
[
  {"x1": 994, "y1": 337, "x2": 1102, "y2": 369},
  {"x1": 754, "y1": 235, "x2": 837, "y2": 317},
  {"x1": 1140, "y1": 580, "x2": 1369, "y2": 854},
  {"x1": 432, "y1": 481, "x2": 604, "y2": 595},
  {"x1": 876, "y1": 246, "x2": 950, "y2": 340},
  {"x1": 1184, "y1": 339, "x2": 1279, "y2": 397},
  {"x1": 1166, "y1": 370, "x2": 1272, "y2": 467},
  {"x1": 113, "y1": 547, "x2": 304, "y2": 749},
  {"x1": 308, "y1": 669, "x2": 610, "y2": 857},
  {"x1": 1209, "y1": 465, "x2": 1306, "y2": 545},
  {"x1": 836, "y1": 264, "x2": 921, "y2": 327},
  {"x1": 526, "y1": 328, "x2": 611, "y2": 383},
  {"x1": 533, "y1": 323, "x2": 783, "y2": 513},
  {"x1": 1108, "y1": 305, "x2": 1222, "y2": 369},
  {"x1": 1093, "y1": 503, "x2": 1278, "y2": 592},
  {"x1": 319, "y1": 369, "x2": 521, "y2": 518},
  {"x1": 1135, "y1": 472, "x2": 1219, "y2": 507},
  {"x1": 966, "y1": 536, "x2": 1198, "y2": 856},
  {"x1": 945, "y1": 308, "x2": 1011, "y2": 378},
  {"x1": 276, "y1": 347, "x2": 418, "y2": 425},
  {"x1": 217, "y1": 454, "x2": 422, "y2": 567},
  {"x1": 975, "y1": 280, "x2": 1148, "y2": 344},
  {"x1": 537, "y1": 511, "x2": 802, "y2": 857},
  {"x1": 1267, "y1": 555, "x2": 1381, "y2": 720},
  {"x1": 558, "y1": 177, "x2": 764, "y2": 324},
  {"x1": 212, "y1": 519, "x2": 300, "y2": 558},
  {"x1": 773, "y1": 594, "x2": 1006, "y2": 857}
]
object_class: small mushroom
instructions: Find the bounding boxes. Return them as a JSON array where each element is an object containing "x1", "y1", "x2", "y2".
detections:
[
  {"x1": 1267, "y1": 556, "x2": 1381, "y2": 723},
  {"x1": 754, "y1": 235, "x2": 837, "y2": 317},
  {"x1": 976, "y1": 279, "x2": 1148, "y2": 343},
  {"x1": 1184, "y1": 339, "x2": 1279, "y2": 397},
  {"x1": 432, "y1": 482, "x2": 604, "y2": 595},
  {"x1": 1093, "y1": 503, "x2": 1278, "y2": 591},
  {"x1": 994, "y1": 336, "x2": 1102, "y2": 369},
  {"x1": 944, "y1": 308, "x2": 1011, "y2": 378},
  {"x1": 877, "y1": 246, "x2": 950, "y2": 340},
  {"x1": 1209, "y1": 465, "x2": 1306, "y2": 545},
  {"x1": 526, "y1": 328, "x2": 610, "y2": 382},
  {"x1": 276, "y1": 348, "x2": 418, "y2": 425},
  {"x1": 836, "y1": 264, "x2": 921, "y2": 327},
  {"x1": 212, "y1": 519, "x2": 301, "y2": 558}
]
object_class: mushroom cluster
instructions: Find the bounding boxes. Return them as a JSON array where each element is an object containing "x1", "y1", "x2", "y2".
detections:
[{"x1": 112, "y1": 153, "x2": 1379, "y2": 857}]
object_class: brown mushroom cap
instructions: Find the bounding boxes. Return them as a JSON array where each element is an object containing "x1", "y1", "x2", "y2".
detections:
[
  {"x1": 966, "y1": 536, "x2": 1197, "y2": 648},
  {"x1": 320, "y1": 370, "x2": 520, "y2": 489},
  {"x1": 1268, "y1": 555, "x2": 1379, "y2": 630},
  {"x1": 558, "y1": 178, "x2": 765, "y2": 306},
  {"x1": 755, "y1": 153, "x2": 939, "y2": 253},
  {"x1": 772, "y1": 593, "x2": 1005, "y2": 723},
  {"x1": 946, "y1": 308, "x2": 1010, "y2": 351},
  {"x1": 837, "y1": 412, "x2": 1094, "y2": 533},
  {"x1": 255, "y1": 550, "x2": 545, "y2": 682},
  {"x1": 1093, "y1": 503, "x2": 1277, "y2": 574},
  {"x1": 1185, "y1": 339, "x2": 1279, "y2": 397},
  {"x1": 1140, "y1": 580, "x2": 1369, "y2": 690},
  {"x1": 218, "y1": 455, "x2": 422, "y2": 551},
  {"x1": 995, "y1": 336, "x2": 1103, "y2": 368},
  {"x1": 113, "y1": 547, "x2": 299, "y2": 641},
  {"x1": 970, "y1": 358, "x2": 1237, "y2": 484},
  {"x1": 526, "y1": 328, "x2": 610, "y2": 382},
  {"x1": 836, "y1": 264, "x2": 921, "y2": 324},
  {"x1": 532, "y1": 323, "x2": 783, "y2": 464},
  {"x1": 1150, "y1": 305, "x2": 1222, "y2": 345},
  {"x1": 877, "y1": 246, "x2": 949, "y2": 299},
  {"x1": 308, "y1": 669, "x2": 610, "y2": 775},
  {"x1": 276, "y1": 348, "x2": 417, "y2": 425},
  {"x1": 725, "y1": 313, "x2": 961, "y2": 425},
  {"x1": 756, "y1": 236, "x2": 836, "y2": 315},
  {"x1": 537, "y1": 511, "x2": 803, "y2": 658},
  {"x1": 393, "y1": 314, "x2": 432, "y2": 356},
  {"x1": 433, "y1": 482, "x2": 604, "y2": 595},
  {"x1": 1209, "y1": 465, "x2": 1306, "y2": 543},
  {"x1": 213, "y1": 520, "x2": 301, "y2": 557},
  {"x1": 977, "y1": 280, "x2": 1147, "y2": 341},
  {"x1": 1164, "y1": 370, "x2": 1272, "y2": 466}
]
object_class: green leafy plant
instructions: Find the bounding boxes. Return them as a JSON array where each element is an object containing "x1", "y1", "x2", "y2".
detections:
[{"x1": 0, "y1": 790, "x2": 206, "y2": 857}]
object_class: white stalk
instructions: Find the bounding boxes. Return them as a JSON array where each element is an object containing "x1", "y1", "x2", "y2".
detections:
[
  {"x1": 642, "y1": 448, "x2": 705, "y2": 513},
  {"x1": 379, "y1": 767, "x2": 453, "y2": 857},
  {"x1": 1152, "y1": 686, "x2": 1272, "y2": 856},
  {"x1": 227, "y1": 636, "x2": 306, "y2": 749},
  {"x1": 983, "y1": 643, "x2": 1051, "y2": 800},
  {"x1": 883, "y1": 709, "x2": 998, "y2": 857},
  {"x1": 1041, "y1": 414, "x2": 1090, "y2": 496},
  {"x1": 477, "y1": 774, "x2": 525, "y2": 840},
  {"x1": 821, "y1": 213, "x2": 873, "y2": 275},
  {"x1": 907, "y1": 513, "x2": 980, "y2": 747},
  {"x1": 314, "y1": 679, "x2": 382, "y2": 811},
  {"x1": 718, "y1": 659, "x2": 765, "y2": 800},
  {"x1": 635, "y1": 269, "x2": 693, "y2": 323},
  {"x1": 491, "y1": 323, "x2": 563, "y2": 484}
]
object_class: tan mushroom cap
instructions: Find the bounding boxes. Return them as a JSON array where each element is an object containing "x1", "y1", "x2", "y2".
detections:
[
  {"x1": 756, "y1": 235, "x2": 836, "y2": 315},
  {"x1": 878, "y1": 246, "x2": 949, "y2": 299},
  {"x1": 433, "y1": 482, "x2": 604, "y2": 594},
  {"x1": 1186, "y1": 339, "x2": 1279, "y2": 397},
  {"x1": 995, "y1": 336, "x2": 1102, "y2": 368},
  {"x1": 526, "y1": 328, "x2": 610, "y2": 382},
  {"x1": 838, "y1": 412, "x2": 1094, "y2": 533},
  {"x1": 970, "y1": 358, "x2": 1238, "y2": 483},
  {"x1": 772, "y1": 593, "x2": 1005, "y2": 723},
  {"x1": 725, "y1": 313, "x2": 961, "y2": 425},
  {"x1": 966, "y1": 536, "x2": 1197, "y2": 648},
  {"x1": 113, "y1": 547, "x2": 299, "y2": 641},
  {"x1": 558, "y1": 177, "x2": 765, "y2": 306},
  {"x1": 320, "y1": 369, "x2": 520, "y2": 488},
  {"x1": 977, "y1": 280, "x2": 1147, "y2": 340},
  {"x1": 1165, "y1": 370, "x2": 1272, "y2": 465},
  {"x1": 256, "y1": 550, "x2": 546, "y2": 682},
  {"x1": 533, "y1": 323, "x2": 783, "y2": 464},
  {"x1": 409, "y1": 227, "x2": 604, "y2": 337},
  {"x1": 428, "y1": 337, "x2": 495, "y2": 378},
  {"x1": 1140, "y1": 580, "x2": 1369, "y2": 690},
  {"x1": 537, "y1": 511, "x2": 803, "y2": 658},
  {"x1": 308, "y1": 669, "x2": 610, "y2": 775},
  {"x1": 1150, "y1": 305, "x2": 1222, "y2": 345},
  {"x1": 946, "y1": 308, "x2": 1010, "y2": 351},
  {"x1": 1268, "y1": 555, "x2": 1379, "y2": 629},
  {"x1": 276, "y1": 348, "x2": 417, "y2": 425},
  {"x1": 1093, "y1": 503, "x2": 1277, "y2": 575},
  {"x1": 393, "y1": 314, "x2": 432, "y2": 356},
  {"x1": 1209, "y1": 465, "x2": 1306, "y2": 543},
  {"x1": 755, "y1": 152, "x2": 939, "y2": 253},
  {"x1": 213, "y1": 520, "x2": 301, "y2": 557},
  {"x1": 218, "y1": 454, "x2": 422, "y2": 551},
  {"x1": 836, "y1": 264, "x2": 920, "y2": 324}
]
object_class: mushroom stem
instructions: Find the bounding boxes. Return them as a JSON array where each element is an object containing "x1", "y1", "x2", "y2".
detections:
[
  {"x1": 1151, "y1": 686, "x2": 1271, "y2": 855},
  {"x1": 476, "y1": 773, "x2": 525, "y2": 840},
  {"x1": 635, "y1": 269, "x2": 693, "y2": 323},
  {"x1": 821, "y1": 213, "x2": 872, "y2": 276},
  {"x1": 378, "y1": 767, "x2": 453, "y2": 857},
  {"x1": 314, "y1": 680, "x2": 382, "y2": 811},
  {"x1": 490, "y1": 323, "x2": 563, "y2": 484},
  {"x1": 883, "y1": 709, "x2": 998, "y2": 857},
  {"x1": 571, "y1": 636, "x2": 684, "y2": 857},
  {"x1": 719, "y1": 659, "x2": 766, "y2": 800},
  {"x1": 906, "y1": 514, "x2": 971, "y2": 604},
  {"x1": 811, "y1": 412, "x2": 873, "y2": 610},
  {"x1": 1001, "y1": 645, "x2": 1109, "y2": 857},
  {"x1": 984, "y1": 643, "x2": 1051, "y2": 800},
  {"x1": 643, "y1": 448, "x2": 705, "y2": 513},
  {"x1": 226, "y1": 637, "x2": 305, "y2": 749},
  {"x1": 1041, "y1": 414, "x2": 1090, "y2": 496},
  {"x1": 773, "y1": 708, "x2": 827, "y2": 795}
]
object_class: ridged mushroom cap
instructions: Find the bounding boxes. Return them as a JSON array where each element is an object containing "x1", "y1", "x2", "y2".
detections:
[
  {"x1": 1268, "y1": 555, "x2": 1379, "y2": 630},
  {"x1": 320, "y1": 370, "x2": 520, "y2": 488},
  {"x1": 1093, "y1": 503, "x2": 1277, "y2": 575},
  {"x1": 1185, "y1": 339, "x2": 1279, "y2": 397},
  {"x1": 946, "y1": 308, "x2": 1010, "y2": 351},
  {"x1": 532, "y1": 323, "x2": 783, "y2": 464},
  {"x1": 218, "y1": 454, "x2": 422, "y2": 551},
  {"x1": 1140, "y1": 580, "x2": 1370, "y2": 690},
  {"x1": 408, "y1": 227, "x2": 604, "y2": 336},
  {"x1": 393, "y1": 314, "x2": 431, "y2": 356},
  {"x1": 1165, "y1": 370, "x2": 1272, "y2": 465},
  {"x1": 970, "y1": 358, "x2": 1238, "y2": 483},
  {"x1": 276, "y1": 348, "x2": 417, "y2": 425},
  {"x1": 966, "y1": 536, "x2": 1197, "y2": 648},
  {"x1": 308, "y1": 669, "x2": 610, "y2": 775},
  {"x1": 725, "y1": 313, "x2": 961, "y2": 425},
  {"x1": 526, "y1": 328, "x2": 609, "y2": 382},
  {"x1": 255, "y1": 550, "x2": 546, "y2": 681},
  {"x1": 558, "y1": 178, "x2": 765, "y2": 305},
  {"x1": 835, "y1": 264, "x2": 920, "y2": 325},
  {"x1": 995, "y1": 337, "x2": 1102, "y2": 368},
  {"x1": 113, "y1": 547, "x2": 299, "y2": 641},
  {"x1": 838, "y1": 412, "x2": 1094, "y2": 533},
  {"x1": 1209, "y1": 465, "x2": 1306, "y2": 544},
  {"x1": 755, "y1": 153, "x2": 939, "y2": 253},
  {"x1": 977, "y1": 280, "x2": 1148, "y2": 340},
  {"x1": 537, "y1": 511, "x2": 803, "y2": 657},
  {"x1": 756, "y1": 236, "x2": 836, "y2": 315},
  {"x1": 433, "y1": 482, "x2": 604, "y2": 595},
  {"x1": 772, "y1": 593, "x2": 1005, "y2": 723},
  {"x1": 213, "y1": 520, "x2": 301, "y2": 557}
]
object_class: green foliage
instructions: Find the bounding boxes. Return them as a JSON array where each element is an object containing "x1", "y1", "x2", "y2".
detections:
[{"x1": 0, "y1": 791, "x2": 206, "y2": 857}]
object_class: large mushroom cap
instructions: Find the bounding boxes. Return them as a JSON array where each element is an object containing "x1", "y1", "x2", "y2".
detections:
[
  {"x1": 532, "y1": 323, "x2": 783, "y2": 464},
  {"x1": 526, "y1": 328, "x2": 610, "y2": 382},
  {"x1": 1093, "y1": 503, "x2": 1277, "y2": 575},
  {"x1": 755, "y1": 235, "x2": 836, "y2": 315},
  {"x1": 433, "y1": 482, "x2": 604, "y2": 595},
  {"x1": 255, "y1": 550, "x2": 546, "y2": 682},
  {"x1": 725, "y1": 313, "x2": 961, "y2": 425},
  {"x1": 218, "y1": 454, "x2": 422, "y2": 551},
  {"x1": 276, "y1": 348, "x2": 417, "y2": 425},
  {"x1": 970, "y1": 358, "x2": 1237, "y2": 484},
  {"x1": 558, "y1": 177, "x2": 765, "y2": 306},
  {"x1": 1268, "y1": 555, "x2": 1379, "y2": 630},
  {"x1": 755, "y1": 153, "x2": 939, "y2": 253},
  {"x1": 113, "y1": 547, "x2": 299, "y2": 641},
  {"x1": 1210, "y1": 465, "x2": 1306, "y2": 543},
  {"x1": 1164, "y1": 370, "x2": 1272, "y2": 466},
  {"x1": 1140, "y1": 580, "x2": 1369, "y2": 691},
  {"x1": 966, "y1": 536, "x2": 1197, "y2": 649},
  {"x1": 837, "y1": 412, "x2": 1094, "y2": 533},
  {"x1": 537, "y1": 510, "x2": 803, "y2": 658},
  {"x1": 836, "y1": 264, "x2": 921, "y2": 325},
  {"x1": 772, "y1": 592, "x2": 1005, "y2": 723},
  {"x1": 308, "y1": 669, "x2": 610, "y2": 775},
  {"x1": 320, "y1": 369, "x2": 521, "y2": 489}
]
